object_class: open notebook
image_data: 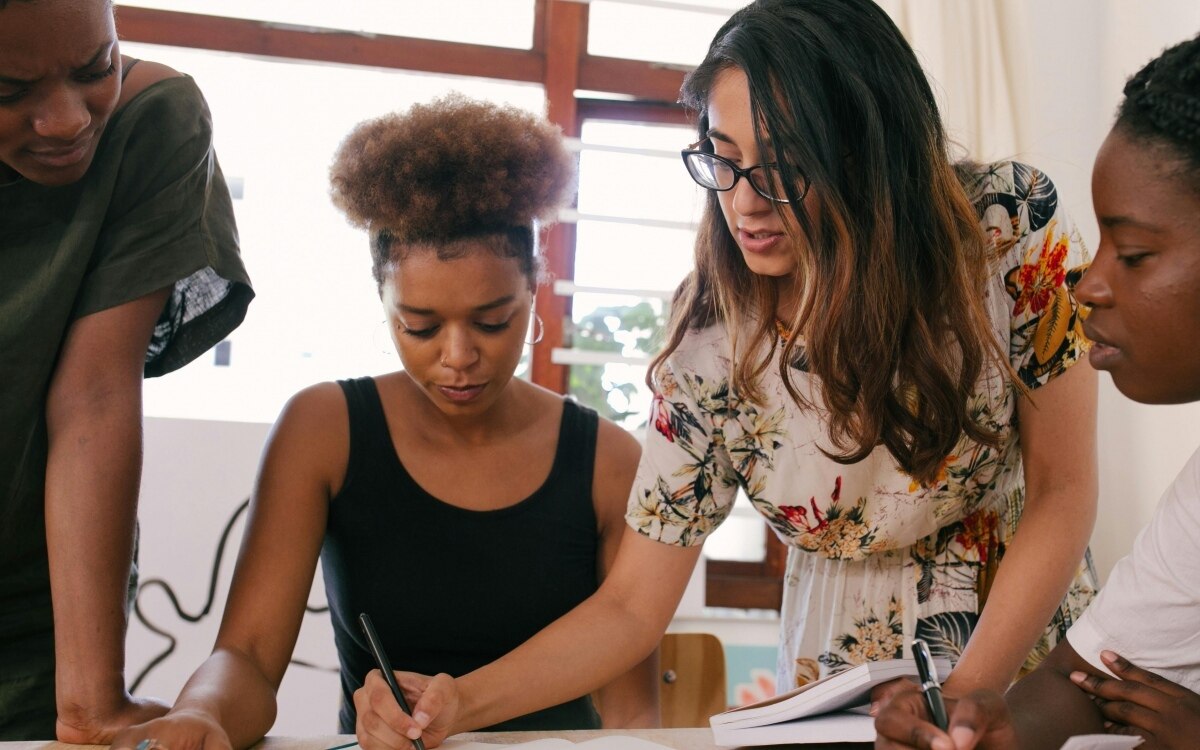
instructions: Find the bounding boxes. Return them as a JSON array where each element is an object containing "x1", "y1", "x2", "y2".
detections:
[
  {"x1": 708, "y1": 659, "x2": 1146, "y2": 749},
  {"x1": 709, "y1": 657, "x2": 950, "y2": 746}
]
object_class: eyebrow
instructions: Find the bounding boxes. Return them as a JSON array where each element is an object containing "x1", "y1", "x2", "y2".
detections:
[
  {"x1": 76, "y1": 42, "x2": 114, "y2": 71},
  {"x1": 398, "y1": 294, "x2": 517, "y2": 316},
  {"x1": 706, "y1": 129, "x2": 735, "y2": 145},
  {"x1": 705, "y1": 128, "x2": 775, "y2": 156},
  {"x1": 1099, "y1": 215, "x2": 1164, "y2": 233},
  {"x1": 0, "y1": 42, "x2": 113, "y2": 85}
]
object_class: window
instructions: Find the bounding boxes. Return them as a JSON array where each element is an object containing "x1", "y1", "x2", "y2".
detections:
[
  {"x1": 119, "y1": 0, "x2": 537, "y2": 49},
  {"x1": 587, "y1": 0, "x2": 746, "y2": 65},
  {"x1": 565, "y1": 107, "x2": 785, "y2": 610},
  {"x1": 125, "y1": 41, "x2": 545, "y2": 423},
  {"x1": 565, "y1": 117, "x2": 697, "y2": 429}
]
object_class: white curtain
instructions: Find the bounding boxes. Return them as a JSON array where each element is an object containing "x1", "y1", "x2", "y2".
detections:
[{"x1": 877, "y1": 0, "x2": 1022, "y2": 162}]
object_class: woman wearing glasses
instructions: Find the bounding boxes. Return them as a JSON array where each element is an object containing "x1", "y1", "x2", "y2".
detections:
[
  {"x1": 352, "y1": 1, "x2": 1098, "y2": 746},
  {"x1": 657, "y1": 3, "x2": 1098, "y2": 692}
]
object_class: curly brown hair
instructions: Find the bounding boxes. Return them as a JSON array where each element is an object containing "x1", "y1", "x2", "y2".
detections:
[{"x1": 329, "y1": 93, "x2": 576, "y2": 289}]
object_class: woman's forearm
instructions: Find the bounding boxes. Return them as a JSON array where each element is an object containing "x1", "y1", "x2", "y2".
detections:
[
  {"x1": 596, "y1": 648, "x2": 661, "y2": 728},
  {"x1": 171, "y1": 648, "x2": 281, "y2": 750},
  {"x1": 944, "y1": 491, "x2": 1095, "y2": 695},
  {"x1": 44, "y1": 394, "x2": 141, "y2": 724},
  {"x1": 455, "y1": 539, "x2": 701, "y2": 734},
  {"x1": 456, "y1": 587, "x2": 667, "y2": 732}
]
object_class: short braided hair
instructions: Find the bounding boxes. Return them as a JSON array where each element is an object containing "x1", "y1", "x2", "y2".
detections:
[{"x1": 1117, "y1": 34, "x2": 1200, "y2": 190}]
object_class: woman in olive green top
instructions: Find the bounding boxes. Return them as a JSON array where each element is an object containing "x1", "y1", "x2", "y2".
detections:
[{"x1": 0, "y1": 0, "x2": 252, "y2": 740}]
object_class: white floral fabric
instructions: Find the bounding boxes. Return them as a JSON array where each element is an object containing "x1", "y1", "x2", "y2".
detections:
[{"x1": 627, "y1": 161, "x2": 1098, "y2": 688}]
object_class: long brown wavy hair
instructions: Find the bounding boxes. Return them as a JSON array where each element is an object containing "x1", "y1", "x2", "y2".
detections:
[{"x1": 652, "y1": 0, "x2": 1008, "y2": 485}]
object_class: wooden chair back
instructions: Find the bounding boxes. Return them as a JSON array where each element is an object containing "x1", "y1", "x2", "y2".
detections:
[{"x1": 659, "y1": 632, "x2": 727, "y2": 728}]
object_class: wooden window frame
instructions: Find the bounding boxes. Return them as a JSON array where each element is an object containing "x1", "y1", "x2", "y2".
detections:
[{"x1": 116, "y1": 0, "x2": 784, "y2": 611}]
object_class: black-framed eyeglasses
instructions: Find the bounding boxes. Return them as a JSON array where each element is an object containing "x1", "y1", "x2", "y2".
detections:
[{"x1": 680, "y1": 141, "x2": 807, "y2": 204}]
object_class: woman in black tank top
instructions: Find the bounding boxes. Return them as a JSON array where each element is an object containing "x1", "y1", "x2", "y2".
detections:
[{"x1": 112, "y1": 98, "x2": 656, "y2": 750}]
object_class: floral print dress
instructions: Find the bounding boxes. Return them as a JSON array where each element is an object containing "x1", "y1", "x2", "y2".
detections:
[{"x1": 627, "y1": 161, "x2": 1098, "y2": 689}]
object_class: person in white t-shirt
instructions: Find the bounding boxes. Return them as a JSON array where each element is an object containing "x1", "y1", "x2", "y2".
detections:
[{"x1": 874, "y1": 32, "x2": 1200, "y2": 750}]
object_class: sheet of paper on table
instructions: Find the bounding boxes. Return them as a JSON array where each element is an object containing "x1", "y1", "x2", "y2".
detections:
[
  {"x1": 443, "y1": 738, "x2": 676, "y2": 750},
  {"x1": 710, "y1": 709, "x2": 874, "y2": 745},
  {"x1": 1058, "y1": 736, "x2": 1142, "y2": 750}
]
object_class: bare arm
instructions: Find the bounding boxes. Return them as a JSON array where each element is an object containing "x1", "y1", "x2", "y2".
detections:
[
  {"x1": 352, "y1": 528, "x2": 701, "y2": 750},
  {"x1": 110, "y1": 383, "x2": 347, "y2": 750},
  {"x1": 1006, "y1": 638, "x2": 1108, "y2": 744},
  {"x1": 455, "y1": 530, "x2": 699, "y2": 733},
  {"x1": 591, "y1": 420, "x2": 660, "y2": 728},
  {"x1": 943, "y1": 360, "x2": 1099, "y2": 696},
  {"x1": 46, "y1": 288, "x2": 173, "y2": 743}
]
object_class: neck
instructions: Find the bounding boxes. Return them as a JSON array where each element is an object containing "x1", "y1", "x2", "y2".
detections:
[
  {"x1": 414, "y1": 376, "x2": 534, "y2": 447},
  {"x1": 774, "y1": 274, "x2": 803, "y2": 321}
]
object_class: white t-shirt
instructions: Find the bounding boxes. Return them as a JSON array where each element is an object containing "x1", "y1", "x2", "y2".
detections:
[{"x1": 1066, "y1": 445, "x2": 1200, "y2": 693}]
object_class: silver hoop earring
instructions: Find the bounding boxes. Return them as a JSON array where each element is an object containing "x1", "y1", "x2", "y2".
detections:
[
  {"x1": 526, "y1": 313, "x2": 545, "y2": 345},
  {"x1": 375, "y1": 319, "x2": 393, "y2": 355}
]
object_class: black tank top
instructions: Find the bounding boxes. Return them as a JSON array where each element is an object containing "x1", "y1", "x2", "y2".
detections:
[{"x1": 322, "y1": 377, "x2": 603, "y2": 732}]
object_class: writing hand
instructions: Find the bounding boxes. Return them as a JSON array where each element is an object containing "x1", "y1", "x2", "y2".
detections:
[
  {"x1": 874, "y1": 682, "x2": 1018, "y2": 750},
  {"x1": 871, "y1": 676, "x2": 918, "y2": 718},
  {"x1": 1070, "y1": 650, "x2": 1200, "y2": 750},
  {"x1": 355, "y1": 670, "x2": 457, "y2": 750}
]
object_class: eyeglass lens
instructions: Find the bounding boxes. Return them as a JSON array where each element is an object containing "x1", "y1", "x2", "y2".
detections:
[{"x1": 685, "y1": 152, "x2": 790, "y2": 202}]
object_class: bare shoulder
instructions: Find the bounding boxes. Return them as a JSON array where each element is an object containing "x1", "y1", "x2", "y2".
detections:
[
  {"x1": 267, "y1": 381, "x2": 351, "y2": 494},
  {"x1": 595, "y1": 417, "x2": 642, "y2": 473},
  {"x1": 117, "y1": 56, "x2": 185, "y2": 107},
  {"x1": 274, "y1": 381, "x2": 349, "y2": 448}
]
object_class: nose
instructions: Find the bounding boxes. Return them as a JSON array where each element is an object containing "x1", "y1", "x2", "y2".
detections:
[
  {"x1": 1073, "y1": 249, "x2": 1113, "y2": 311},
  {"x1": 440, "y1": 326, "x2": 479, "y2": 371},
  {"x1": 730, "y1": 173, "x2": 771, "y2": 217},
  {"x1": 32, "y1": 85, "x2": 92, "y2": 142}
]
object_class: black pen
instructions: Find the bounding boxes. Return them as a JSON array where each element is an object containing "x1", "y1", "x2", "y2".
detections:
[
  {"x1": 912, "y1": 638, "x2": 949, "y2": 731},
  {"x1": 358, "y1": 613, "x2": 427, "y2": 750}
]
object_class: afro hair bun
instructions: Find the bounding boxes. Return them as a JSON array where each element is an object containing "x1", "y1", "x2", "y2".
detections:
[{"x1": 330, "y1": 93, "x2": 576, "y2": 242}]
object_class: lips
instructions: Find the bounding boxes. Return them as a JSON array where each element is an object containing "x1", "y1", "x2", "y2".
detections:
[
  {"x1": 436, "y1": 383, "x2": 487, "y2": 403},
  {"x1": 1082, "y1": 323, "x2": 1123, "y2": 370},
  {"x1": 27, "y1": 137, "x2": 92, "y2": 168},
  {"x1": 738, "y1": 227, "x2": 785, "y2": 254}
]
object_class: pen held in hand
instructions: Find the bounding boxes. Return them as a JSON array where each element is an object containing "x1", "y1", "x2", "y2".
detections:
[
  {"x1": 912, "y1": 638, "x2": 950, "y2": 731},
  {"x1": 359, "y1": 612, "x2": 427, "y2": 750}
]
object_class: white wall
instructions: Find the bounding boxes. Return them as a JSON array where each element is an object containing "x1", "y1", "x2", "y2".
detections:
[
  {"x1": 996, "y1": 0, "x2": 1200, "y2": 581},
  {"x1": 130, "y1": 418, "x2": 342, "y2": 733}
]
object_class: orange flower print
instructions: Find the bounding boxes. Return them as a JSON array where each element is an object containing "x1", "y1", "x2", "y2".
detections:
[
  {"x1": 908, "y1": 454, "x2": 957, "y2": 492},
  {"x1": 1010, "y1": 221, "x2": 1069, "y2": 316},
  {"x1": 955, "y1": 510, "x2": 1000, "y2": 564},
  {"x1": 793, "y1": 658, "x2": 821, "y2": 688}
]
